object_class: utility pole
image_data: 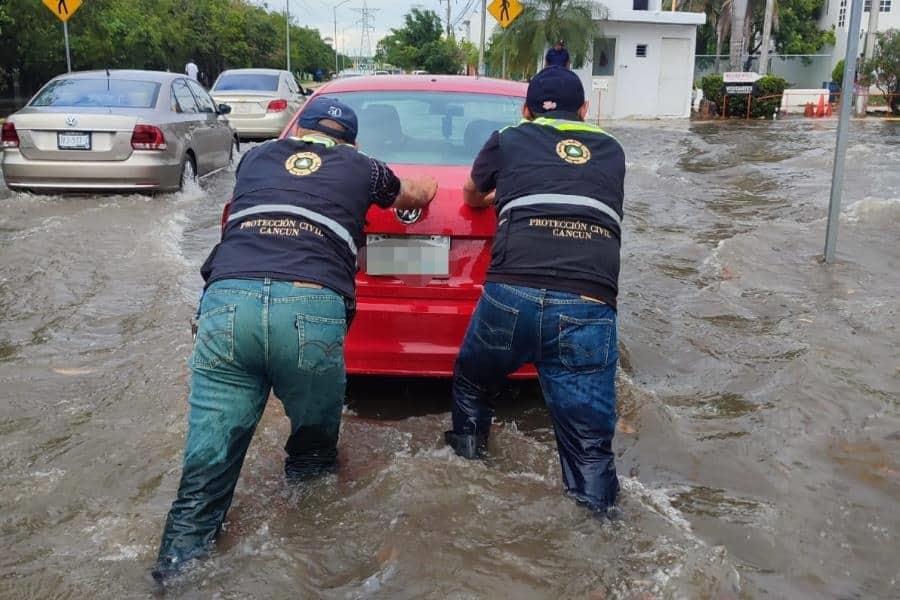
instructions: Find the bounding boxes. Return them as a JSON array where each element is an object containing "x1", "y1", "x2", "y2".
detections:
[
  {"x1": 333, "y1": 1, "x2": 350, "y2": 75},
  {"x1": 285, "y1": 0, "x2": 291, "y2": 72},
  {"x1": 824, "y1": 0, "x2": 865, "y2": 263},
  {"x1": 479, "y1": 0, "x2": 486, "y2": 76},
  {"x1": 441, "y1": 0, "x2": 452, "y2": 37},
  {"x1": 758, "y1": 0, "x2": 775, "y2": 74},
  {"x1": 865, "y1": 0, "x2": 881, "y2": 59}
]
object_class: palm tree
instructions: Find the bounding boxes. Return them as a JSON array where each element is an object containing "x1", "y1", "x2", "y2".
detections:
[{"x1": 489, "y1": 0, "x2": 607, "y2": 78}]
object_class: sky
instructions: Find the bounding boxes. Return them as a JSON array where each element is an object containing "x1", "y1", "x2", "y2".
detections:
[{"x1": 262, "y1": 0, "x2": 490, "y2": 57}]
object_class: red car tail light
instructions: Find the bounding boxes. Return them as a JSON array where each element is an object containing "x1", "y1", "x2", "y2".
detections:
[
  {"x1": 1, "y1": 122, "x2": 19, "y2": 148},
  {"x1": 131, "y1": 124, "x2": 167, "y2": 150},
  {"x1": 267, "y1": 99, "x2": 288, "y2": 112}
]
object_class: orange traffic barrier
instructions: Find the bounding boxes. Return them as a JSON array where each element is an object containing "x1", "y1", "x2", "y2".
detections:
[
  {"x1": 804, "y1": 102, "x2": 815, "y2": 117},
  {"x1": 816, "y1": 94, "x2": 826, "y2": 118}
]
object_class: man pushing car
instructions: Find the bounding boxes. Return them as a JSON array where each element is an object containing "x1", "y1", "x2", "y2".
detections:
[
  {"x1": 445, "y1": 66, "x2": 627, "y2": 518},
  {"x1": 152, "y1": 96, "x2": 437, "y2": 582}
]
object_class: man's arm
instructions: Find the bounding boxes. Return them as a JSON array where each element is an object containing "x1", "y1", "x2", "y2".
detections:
[
  {"x1": 464, "y1": 130, "x2": 501, "y2": 209},
  {"x1": 463, "y1": 178, "x2": 494, "y2": 208},
  {"x1": 369, "y1": 157, "x2": 437, "y2": 210},
  {"x1": 393, "y1": 177, "x2": 438, "y2": 210}
]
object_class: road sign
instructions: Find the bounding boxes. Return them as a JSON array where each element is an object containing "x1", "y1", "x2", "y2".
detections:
[
  {"x1": 43, "y1": 0, "x2": 82, "y2": 23},
  {"x1": 488, "y1": 0, "x2": 523, "y2": 29}
]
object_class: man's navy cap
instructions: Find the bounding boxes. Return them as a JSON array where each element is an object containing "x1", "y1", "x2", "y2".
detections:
[
  {"x1": 526, "y1": 66, "x2": 585, "y2": 115},
  {"x1": 298, "y1": 96, "x2": 358, "y2": 143}
]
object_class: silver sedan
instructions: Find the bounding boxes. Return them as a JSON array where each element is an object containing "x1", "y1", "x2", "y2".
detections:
[
  {"x1": 210, "y1": 68, "x2": 309, "y2": 140},
  {"x1": 1, "y1": 70, "x2": 238, "y2": 192}
]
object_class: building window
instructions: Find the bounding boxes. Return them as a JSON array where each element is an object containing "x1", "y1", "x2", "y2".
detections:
[
  {"x1": 839, "y1": 0, "x2": 847, "y2": 26},
  {"x1": 633, "y1": 0, "x2": 648, "y2": 9},
  {"x1": 864, "y1": 0, "x2": 892, "y2": 10},
  {"x1": 636, "y1": 44, "x2": 648, "y2": 57},
  {"x1": 592, "y1": 38, "x2": 617, "y2": 76}
]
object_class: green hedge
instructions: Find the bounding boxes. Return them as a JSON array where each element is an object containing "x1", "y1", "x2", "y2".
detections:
[{"x1": 699, "y1": 73, "x2": 789, "y2": 118}]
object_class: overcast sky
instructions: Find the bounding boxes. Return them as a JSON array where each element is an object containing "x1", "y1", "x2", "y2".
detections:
[{"x1": 262, "y1": 0, "x2": 490, "y2": 57}]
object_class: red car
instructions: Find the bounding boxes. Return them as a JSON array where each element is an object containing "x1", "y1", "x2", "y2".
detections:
[{"x1": 264, "y1": 75, "x2": 530, "y2": 376}]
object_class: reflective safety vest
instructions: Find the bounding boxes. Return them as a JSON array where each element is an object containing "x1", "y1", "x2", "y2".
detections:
[
  {"x1": 200, "y1": 135, "x2": 374, "y2": 300},
  {"x1": 487, "y1": 117, "x2": 626, "y2": 306}
]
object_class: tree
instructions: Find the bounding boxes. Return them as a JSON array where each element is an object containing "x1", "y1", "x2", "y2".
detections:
[
  {"x1": 694, "y1": 0, "x2": 833, "y2": 71},
  {"x1": 859, "y1": 29, "x2": 900, "y2": 115},
  {"x1": 376, "y1": 8, "x2": 466, "y2": 74},
  {"x1": 489, "y1": 0, "x2": 603, "y2": 78},
  {"x1": 0, "y1": 0, "x2": 343, "y2": 103}
]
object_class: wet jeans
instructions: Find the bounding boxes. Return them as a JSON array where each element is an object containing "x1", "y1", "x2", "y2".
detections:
[
  {"x1": 450, "y1": 282, "x2": 620, "y2": 511},
  {"x1": 155, "y1": 278, "x2": 348, "y2": 575}
]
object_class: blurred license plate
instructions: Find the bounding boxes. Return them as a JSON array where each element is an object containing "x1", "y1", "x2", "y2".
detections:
[
  {"x1": 366, "y1": 235, "x2": 450, "y2": 276},
  {"x1": 233, "y1": 104, "x2": 252, "y2": 114},
  {"x1": 57, "y1": 132, "x2": 91, "y2": 150}
]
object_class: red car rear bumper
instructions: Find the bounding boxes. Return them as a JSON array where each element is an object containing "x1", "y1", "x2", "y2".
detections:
[{"x1": 345, "y1": 289, "x2": 536, "y2": 379}]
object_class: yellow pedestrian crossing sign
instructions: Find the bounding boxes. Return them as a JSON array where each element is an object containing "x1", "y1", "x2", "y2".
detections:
[
  {"x1": 43, "y1": 0, "x2": 83, "y2": 23},
  {"x1": 488, "y1": 0, "x2": 523, "y2": 29}
]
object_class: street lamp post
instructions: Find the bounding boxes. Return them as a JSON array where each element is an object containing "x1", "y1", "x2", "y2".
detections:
[
  {"x1": 333, "y1": 1, "x2": 350, "y2": 76},
  {"x1": 286, "y1": 0, "x2": 291, "y2": 72}
]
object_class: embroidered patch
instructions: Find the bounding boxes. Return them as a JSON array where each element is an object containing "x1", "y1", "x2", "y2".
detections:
[
  {"x1": 285, "y1": 152, "x2": 322, "y2": 176},
  {"x1": 555, "y1": 139, "x2": 591, "y2": 165},
  {"x1": 542, "y1": 100, "x2": 558, "y2": 111}
]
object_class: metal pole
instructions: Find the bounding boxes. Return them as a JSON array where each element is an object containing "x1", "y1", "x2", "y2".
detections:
[
  {"x1": 286, "y1": 0, "x2": 291, "y2": 72},
  {"x1": 824, "y1": 0, "x2": 865, "y2": 263},
  {"x1": 334, "y1": 6, "x2": 339, "y2": 74},
  {"x1": 758, "y1": 0, "x2": 775, "y2": 74},
  {"x1": 478, "y1": 0, "x2": 486, "y2": 76},
  {"x1": 63, "y1": 21, "x2": 72, "y2": 73},
  {"x1": 502, "y1": 47, "x2": 507, "y2": 79}
]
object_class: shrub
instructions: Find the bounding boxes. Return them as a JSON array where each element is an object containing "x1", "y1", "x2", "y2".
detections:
[
  {"x1": 832, "y1": 59, "x2": 845, "y2": 85},
  {"x1": 700, "y1": 73, "x2": 724, "y2": 110},
  {"x1": 701, "y1": 74, "x2": 788, "y2": 118}
]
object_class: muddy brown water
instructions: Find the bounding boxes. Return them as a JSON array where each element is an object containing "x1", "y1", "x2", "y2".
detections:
[{"x1": 0, "y1": 120, "x2": 897, "y2": 599}]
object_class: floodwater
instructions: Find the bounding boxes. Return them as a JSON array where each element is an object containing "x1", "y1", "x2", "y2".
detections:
[{"x1": 0, "y1": 120, "x2": 897, "y2": 599}]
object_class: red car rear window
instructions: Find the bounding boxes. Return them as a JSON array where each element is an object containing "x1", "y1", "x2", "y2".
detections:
[{"x1": 296, "y1": 91, "x2": 523, "y2": 166}]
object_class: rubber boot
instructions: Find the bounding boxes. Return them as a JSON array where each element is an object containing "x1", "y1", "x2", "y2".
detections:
[{"x1": 444, "y1": 431, "x2": 489, "y2": 459}]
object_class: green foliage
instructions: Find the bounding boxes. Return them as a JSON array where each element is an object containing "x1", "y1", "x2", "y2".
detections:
[
  {"x1": 700, "y1": 73, "x2": 788, "y2": 118},
  {"x1": 832, "y1": 59, "x2": 845, "y2": 85},
  {"x1": 694, "y1": 0, "x2": 834, "y2": 59},
  {"x1": 489, "y1": 0, "x2": 600, "y2": 78},
  {"x1": 700, "y1": 73, "x2": 725, "y2": 109},
  {"x1": 375, "y1": 8, "x2": 467, "y2": 74},
  {"x1": 859, "y1": 29, "x2": 900, "y2": 115},
  {"x1": 0, "y1": 0, "x2": 347, "y2": 99}
]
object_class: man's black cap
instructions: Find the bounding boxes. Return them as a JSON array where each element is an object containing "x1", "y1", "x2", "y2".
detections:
[
  {"x1": 526, "y1": 66, "x2": 585, "y2": 115},
  {"x1": 298, "y1": 96, "x2": 359, "y2": 143}
]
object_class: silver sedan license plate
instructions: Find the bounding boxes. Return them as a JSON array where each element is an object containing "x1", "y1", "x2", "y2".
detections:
[
  {"x1": 365, "y1": 235, "x2": 450, "y2": 276},
  {"x1": 57, "y1": 132, "x2": 91, "y2": 150}
]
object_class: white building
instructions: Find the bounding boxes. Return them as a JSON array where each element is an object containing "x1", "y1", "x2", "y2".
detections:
[
  {"x1": 569, "y1": 1, "x2": 705, "y2": 119},
  {"x1": 820, "y1": 0, "x2": 899, "y2": 73}
]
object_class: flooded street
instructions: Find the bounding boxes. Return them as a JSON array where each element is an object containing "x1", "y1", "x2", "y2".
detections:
[{"x1": 1, "y1": 120, "x2": 897, "y2": 599}]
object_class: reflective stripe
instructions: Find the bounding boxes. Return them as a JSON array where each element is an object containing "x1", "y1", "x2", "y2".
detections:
[
  {"x1": 498, "y1": 193, "x2": 622, "y2": 228},
  {"x1": 227, "y1": 204, "x2": 358, "y2": 256}
]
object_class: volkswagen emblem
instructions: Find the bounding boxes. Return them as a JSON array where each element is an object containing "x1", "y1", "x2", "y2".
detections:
[
  {"x1": 395, "y1": 208, "x2": 422, "y2": 225},
  {"x1": 65, "y1": 115, "x2": 78, "y2": 127}
]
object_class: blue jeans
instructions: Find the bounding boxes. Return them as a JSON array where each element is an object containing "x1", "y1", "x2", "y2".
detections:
[
  {"x1": 155, "y1": 278, "x2": 348, "y2": 576},
  {"x1": 450, "y1": 282, "x2": 620, "y2": 511}
]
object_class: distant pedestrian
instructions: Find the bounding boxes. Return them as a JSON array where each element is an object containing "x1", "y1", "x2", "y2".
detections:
[
  {"x1": 185, "y1": 59, "x2": 199, "y2": 81},
  {"x1": 445, "y1": 66, "x2": 626, "y2": 519},
  {"x1": 151, "y1": 96, "x2": 437, "y2": 584},
  {"x1": 544, "y1": 40, "x2": 570, "y2": 69}
]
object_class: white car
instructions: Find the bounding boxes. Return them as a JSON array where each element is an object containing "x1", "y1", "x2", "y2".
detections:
[{"x1": 210, "y1": 69, "x2": 309, "y2": 140}]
